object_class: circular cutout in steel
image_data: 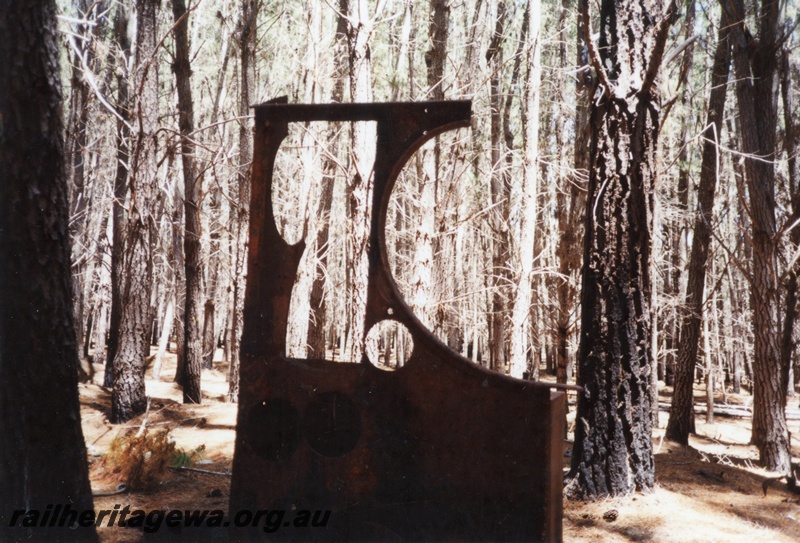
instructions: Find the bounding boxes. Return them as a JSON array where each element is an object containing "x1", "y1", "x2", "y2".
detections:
[
  {"x1": 365, "y1": 319, "x2": 414, "y2": 371},
  {"x1": 303, "y1": 392, "x2": 361, "y2": 457},
  {"x1": 246, "y1": 398, "x2": 301, "y2": 461}
]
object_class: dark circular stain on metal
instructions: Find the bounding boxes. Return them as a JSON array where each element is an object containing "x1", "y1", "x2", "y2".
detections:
[{"x1": 303, "y1": 392, "x2": 361, "y2": 457}]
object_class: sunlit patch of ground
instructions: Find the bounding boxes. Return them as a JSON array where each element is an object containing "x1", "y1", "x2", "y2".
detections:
[
  {"x1": 81, "y1": 358, "x2": 800, "y2": 542},
  {"x1": 562, "y1": 386, "x2": 800, "y2": 543}
]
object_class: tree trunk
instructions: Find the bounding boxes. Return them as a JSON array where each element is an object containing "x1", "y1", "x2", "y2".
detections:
[
  {"x1": 172, "y1": 161, "x2": 187, "y2": 385},
  {"x1": 173, "y1": 0, "x2": 203, "y2": 404},
  {"x1": 779, "y1": 50, "x2": 799, "y2": 399},
  {"x1": 66, "y1": 0, "x2": 94, "y2": 359},
  {"x1": 306, "y1": 174, "x2": 335, "y2": 358},
  {"x1": 88, "y1": 205, "x2": 112, "y2": 373},
  {"x1": 665, "y1": 5, "x2": 731, "y2": 444},
  {"x1": 111, "y1": 0, "x2": 160, "y2": 423},
  {"x1": 662, "y1": 0, "x2": 697, "y2": 386},
  {"x1": 228, "y1": 0, "x2": 257, "y2": 402},
  {"x1": 487, "y1": 0, "x2": 509, "y2": 372},
  {"x1": 342, "y1": 0, "x2": 376, "y2": 362},
  {"x1": 306, "y1": 0, "x2": 348, "y2": 359},
  {"x1": 202, "y1": 300, "x2": 216, "y2": 367},
  {"x1": 408, "y1": 0, "x2": 450, "y2": 329},
  {"x1": 104, "y1": 2, "x2": 133, "y2": 389},
  {"x1": 92, "y1": 219, "x2": 112, "y2": 368},
  {"x1": 0, "y1": 1, "x2": 98, "y2": 539},
  {"x1": 284, "y1": 4, "x2": 324, "y2": 359},
  {"x1": 704, "y1": 309, "x2": 714, "y2": 424},
  {"x1": 726, "y1": 0, "x2": 791, "y2": 473},
  {"x1": 556, "y1": 0, "x2": 591, "y2": 385},
  {"x1": 509, "y1": 0, "x2": 541, "y2": 378},
  {"x1": 201, "y1": 10, "x2": 234, "y2": 371},
  {"x1": 152, "y1": 292, "x2": 174, "y2": 379},
  {"x1": 568, "y1": 0, "x2": 676, "y2": 498}
]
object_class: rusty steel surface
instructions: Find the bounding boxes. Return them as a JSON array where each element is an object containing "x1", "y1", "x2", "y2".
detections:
[{"x1": 229, "y1": 98, "x2": 566, "y2": 542}]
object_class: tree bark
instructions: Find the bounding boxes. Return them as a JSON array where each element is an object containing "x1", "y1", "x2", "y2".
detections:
[
  {"x1": 665, "y1": 5, "x2": 732, "y2": 444},
  {"x1": 173, "y1": 0, "x2": 203, "y2": 404},
  {"x1": 0, "y1": 1, "x2": 98, "y2": 539},
  {"x1": 725, "y1": 0, "x2": 791, "y2": 473},
  {"x1": 569, "y1": 0, "x2": 676, "y2": 498},
  {"x1": 111, "y1": 0, "x2": 160, "y2": 423}
]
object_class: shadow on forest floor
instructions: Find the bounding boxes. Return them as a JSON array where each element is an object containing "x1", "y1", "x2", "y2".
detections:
[{"x1": 80, "y1": 353, "x2": 800, "y2": 542}]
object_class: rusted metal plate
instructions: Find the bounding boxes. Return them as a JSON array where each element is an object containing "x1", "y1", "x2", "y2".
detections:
[{"x1": 230, "y1": 98, "x2": 565, "y2": 541}]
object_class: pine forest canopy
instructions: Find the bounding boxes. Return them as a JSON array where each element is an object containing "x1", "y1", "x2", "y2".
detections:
[{"x1": 39, "y1": 0, "x2": 800, "y2": 501}]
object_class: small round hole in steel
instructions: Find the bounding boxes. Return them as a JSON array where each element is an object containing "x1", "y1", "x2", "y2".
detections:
[{"x1": 365, "y1": 319, "x2": 414, "y2": 371}]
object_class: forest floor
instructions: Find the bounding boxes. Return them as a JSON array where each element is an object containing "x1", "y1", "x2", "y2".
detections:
[{"x1": 80, "y1": 350, "x2": 800, "y2": 542}]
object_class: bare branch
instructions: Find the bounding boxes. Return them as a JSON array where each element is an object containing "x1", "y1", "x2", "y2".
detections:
[{"x1": 640, "y1": 0, "x2": 679, "y2": 96}]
